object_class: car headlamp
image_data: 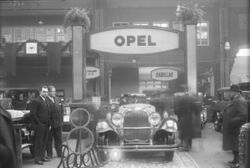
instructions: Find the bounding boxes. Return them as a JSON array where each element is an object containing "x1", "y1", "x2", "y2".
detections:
[
  {"x1": 163, "y1": 111, "x2": 169, "y2": 119},
  {"x1": 135, "y1": 106, "x2": 142, "y2": 111},
  {"x1": 110, "y1": 104, "x2": 116, "y2": 110},
  {"x1": 111, "y1": 113, "x2": 123, "y2": 127},
  {"x1": 149, "y1": 112, "x2": 161, "y2": 126},
  {"x1": 96, "y1": 121, "x2": 110, "y2": 132},
  {"x1": 166, "y1": 119, "x2": 178, "y2": 132}
]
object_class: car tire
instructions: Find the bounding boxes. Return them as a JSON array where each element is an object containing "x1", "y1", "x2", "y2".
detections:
[
  {"x1": 214, "y1": 123, "x2": 221, "y2": 132},
  {"x1": 98, "y1": 135, "x2": 105, "y2": 146},
  {"x1": 97, "y1": 135, "x2": 109, "y2": 162},
  {"x1": 201, "y1": 123, "x2": 204, "y2": 129},
  {"x1": 164, "y1": 135, "x2": 175, "y2": 161},
  {"x1": 29, "y1": 145, "x2": 34, "y2": 157},
  {"x1": 165, "y1": 151, "x2": 174, "y2": 161},
  {"x1": 99, "y1": 150, "x2": 108, "y2": 162}
]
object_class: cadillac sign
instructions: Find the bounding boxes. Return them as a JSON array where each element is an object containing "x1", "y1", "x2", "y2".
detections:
[
  {"x1": 151, "y1": 68, "x2": 178, "y2": 81},
  {"x1": 90, "y1": 28, "x2": 179, "y2": 54},
  {"x1": 86, "y1": 66, "x2": 100, "y2": 79}
]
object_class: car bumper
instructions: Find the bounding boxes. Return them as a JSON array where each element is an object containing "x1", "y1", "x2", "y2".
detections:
[{"x1": 97, "y1": 144, "x2": 178, "y2": 152}]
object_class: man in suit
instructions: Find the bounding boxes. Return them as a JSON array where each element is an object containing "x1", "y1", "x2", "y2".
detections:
[
  {"x1": 46, "y1": 85, "x2": 63, "y2": 158},
  {"x1": 30, "y1": 86, "x2": 50, "y2": 165},
  {"x1": 223, "y1": 85, "x2": 248, "y2": 168}
]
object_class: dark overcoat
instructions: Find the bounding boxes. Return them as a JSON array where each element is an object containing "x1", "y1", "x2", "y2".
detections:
[
  {"x1": 0, "y1": 106, "x2": 18, "y2": 168},
  {"x1": 29, "y1": 96, "x2": 50, "y2": 126},
  {"x1": 46, "y1": 96, "x2": 63, "y2": 128},
  {"x1": 174, "y1": 95, "x2": 202, "y2": 140},
  {"x1": 222, "y1": 94, "x2": 248, "y2": 151}
]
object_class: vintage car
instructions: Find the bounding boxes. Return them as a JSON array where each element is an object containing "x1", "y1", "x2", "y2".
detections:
[
  {"x1": 4, "y1": 88, "x2": 39, "y2": 110},
  {"x1": 200, "y1": 105, "x2": 208, "y2": 129},
  {"x1": 96, "y1": 93, "x2": 178, "y2": 161},
  {"x1": 0, "y1": 97, "x2": 34, "y2": 157}
]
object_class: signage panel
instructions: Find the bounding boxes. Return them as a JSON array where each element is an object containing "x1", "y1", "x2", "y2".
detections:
[
  {"x1": 86, "y1": 66, "x2": 100, "y2": 79},
  {"x1": 26, "y1": 42, "x2": 37, "y2": 54},
  {"x1": 90, "y1": 28, "x2": 179, "y2": 54},
  {"x1": 151, "y1": 68, "x2": 178, "y2": 81}
]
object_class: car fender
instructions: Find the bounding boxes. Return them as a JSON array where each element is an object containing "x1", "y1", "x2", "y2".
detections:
[
  {"x1": 159, "y1": 119, "x2": 178, "y2": 133},
  {"x1": 96, "y1": 120, "x2": 114, "y2": 133}
]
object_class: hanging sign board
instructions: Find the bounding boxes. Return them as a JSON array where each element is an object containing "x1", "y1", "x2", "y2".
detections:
[
  {"x1": 90, "y1": 27, "x2": 179, "y2": 54},
  {"x1": 26, "y1": 42, "x2": 37, "y2": 54},
  {"x1": 151, "y1": 68, "x2": 178, "y2": 81},
  {"x1": 86, "y1": 66, "x2": 100, "y2": 79}
]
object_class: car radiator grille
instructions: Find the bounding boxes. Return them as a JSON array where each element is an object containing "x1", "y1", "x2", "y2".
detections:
[{"x1": 123, "y1": 110, "x2": 150, "y2": 141}]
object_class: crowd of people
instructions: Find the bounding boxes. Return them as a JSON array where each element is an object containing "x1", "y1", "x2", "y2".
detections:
[
  {"x1": 0, "y1": 84, "x2": 249, "y2": 167},
  {"x1": 174, "y1": 84, "x2": 248, "y2": 168},
  {"x1": 0, "y1": 85, "x2": 64, "y2": 166}
]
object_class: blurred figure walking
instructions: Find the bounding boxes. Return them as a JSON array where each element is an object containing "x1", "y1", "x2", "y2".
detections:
[
  {"x1": 174, "y1": 93, "x2": 202, "y2": 151},
  {"x1": 223, "y1": 84, "x2": 248, "y2": 168}
]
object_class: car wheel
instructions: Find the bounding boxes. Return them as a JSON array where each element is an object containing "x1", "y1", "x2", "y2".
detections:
[
  {"x1": 165, "y1": 151, "x2": 174, "y2": 162},
  {"x1": 201, "y1": 123, "x2": 204, "y2": 129},
  {"x1": 29, "y1": 145, "x2": 34, "y2": 157},
  {"x1": 98, "y1": 150, "x2": 108, "y2": 162},
  {"x1": 97, "y1": 135, "x2": 109, "y2": 162},
  {"x1": 164, "y1": 135, "x2": 175, "y2": 161},
  {"x1": 98, "y1": 135, "x2": 106, "y2": 146},
  {"x1": 214, "y1": 123, "x2": 221, "y2": 132}
]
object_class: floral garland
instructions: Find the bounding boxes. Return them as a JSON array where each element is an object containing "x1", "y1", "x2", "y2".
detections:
[
  {"x1": 64, "y1": 7, "x2": 91, "y2": 31},
  {"x1": 176, "y1": 3, "x2": 205, "y2": 25}
]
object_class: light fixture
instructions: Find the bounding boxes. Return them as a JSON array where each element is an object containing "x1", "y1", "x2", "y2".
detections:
[
  {"x1": 176, "y1": 0, "x2": 184, "y2": 18},
  {"x1": 176, "y1": 4, "x2": 182, "y2": 18},
  {"x1": 38, "y1": 20, "x2": 44, "y2": 25},
  {"x1": 176, "y1": 5, "x2": 181, "y2": 12},
  {"x1": 224, "y1": 41, "x2": 230, "y2": 50}
]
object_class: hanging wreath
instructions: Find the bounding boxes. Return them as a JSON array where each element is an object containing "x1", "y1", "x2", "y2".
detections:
[
  {"x1": 64, "y1": 7, "x2": 91, "y2": 31},
  {"x1": 176, "y1": 3, "x2": 205, "y2": 25}
]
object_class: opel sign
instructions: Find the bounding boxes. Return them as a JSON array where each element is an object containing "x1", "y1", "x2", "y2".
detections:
[
  {"x1": 90, "y1": 27, "x2": 179, "y2": 54},
  {"x1": 86, "y1": 66, "x2": 100, "y2": 79},
  {"x1": 151, "y1": 68, "x2": 178, "y2": 81}
]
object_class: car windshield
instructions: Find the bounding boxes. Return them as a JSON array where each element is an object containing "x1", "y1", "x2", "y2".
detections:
[
  {"x1": 119, "y1": 94, "x2": 147, "y2": 105},
  {"x1": 216, "y1": 89, "x2": 231, "y2": 101},
  {"x1": 242, "y1": 91, "x2": 250, "y2": 100},
  {"x1": 5, "y1": 89, "x2": 39, "y2": 110}
]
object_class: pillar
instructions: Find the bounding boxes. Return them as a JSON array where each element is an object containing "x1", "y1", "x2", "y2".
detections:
[
  {"x1": 94, "y1": 0, "x2": 105, "y2": 97},
  {"x1": 72, "y1": 26, "x2": 86, "y2": 100},
  {"x1": 186, "y1": 24, "x2": 197, "y2": 94}
]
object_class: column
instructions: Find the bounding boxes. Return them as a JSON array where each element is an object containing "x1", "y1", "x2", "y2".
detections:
[
  {"x1": 72, "y1": 26, "x2": 86, "y2": 100},
  {"x1": 186, "y1": 25, "x2": 197, "y2": 94}
]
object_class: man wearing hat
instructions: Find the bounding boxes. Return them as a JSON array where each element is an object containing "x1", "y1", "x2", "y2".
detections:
[{"x1": 222, "y1": 84, "x2": 248, "y2": 168}]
